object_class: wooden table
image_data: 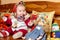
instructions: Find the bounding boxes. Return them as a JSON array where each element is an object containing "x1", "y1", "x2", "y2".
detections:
[
  {"x1": 0, "y1": 35, "x2": 23, "y2": 40},
  {"x1": 0, "y1": 35, "x2": 60, "y2": 40}
]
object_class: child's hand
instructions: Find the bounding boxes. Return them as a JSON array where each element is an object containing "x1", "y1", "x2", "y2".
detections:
[
  {"x1": 22, "y1": 37, "x2": 26, "y2": 40},
  {"x1": 30, "y1": 14, "x2": 38, "y2": 20},
  {"x1": 28, "y1": 20, "x2": 33, "y2": 26},
  {"x1": 33, "y1": 18, "x2": 40, "y2": 26},
  {"x1": 2, "y1": 16, "x2": 7, "y2": 22}
]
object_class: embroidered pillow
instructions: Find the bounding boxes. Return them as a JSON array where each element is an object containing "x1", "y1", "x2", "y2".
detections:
[{"x1": 31, "y1": 10, "x2": 55, "y2": 32}]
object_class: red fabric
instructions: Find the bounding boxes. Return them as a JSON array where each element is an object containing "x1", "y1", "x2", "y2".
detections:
[
  {"x1": 19, "y1": 29, "x2": 28, "y2": 36},
  {"x1": 4, "y1": 13, "x2": 10, "y2": 18},
  {"x1": 6, "y1": 27, "x2": 28, "y2": 36},
  {"x1": 1, "y1": 31, "x2": 7, "y2": 37},
  {"x1": 6, "y1": 17, "x2": 31, "y2": 28},
  {"x1": 30, "y1": 14, "x2": 38, "y2": 20},
  {"x1": 4, "y1": 16, "x2": 36, "y2": 37},
  {"x1": 30, "y1": 25, "x2": 36, "y2": 32},
  {"x1": 13, "y1": 30, "x2": 18, "y2": 34},
  {"x1": 25, "y1": 18, "x2": 30, "y2": 27},
  {"x1": 25, "y1": 17, "x2": 36, "y2": 30},
  {"x1": 5, "y1": 17, "x2": 28, "y2": 35},
  {"x1": 3, "y1": 25, "x2": 8, "y2": 30},
  {"x1": 25, "y1": 17, "x2": 34, "y2": 28},
  {"x1": 0, "y1": 24, "x2": 8, "y2": 30},
  {"x1": 5, "y1": 18, "x2": 12, "y2": 27},
  {"x1": 6, "y1": 27, "x2": 14, "y2": 35},
  {"x1": 0, "y1": 19, "x2": 8, "y2": 30},
  {"x1": 12, "y1": 5, "x2": 17, "y2": 13}
]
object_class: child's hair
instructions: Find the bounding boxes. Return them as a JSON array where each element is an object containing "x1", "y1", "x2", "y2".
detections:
[
  {"x1": 16, "y1": 1, "x2": 25, "y2": 6},
  {"x1": 12, "y1": 1, "x2": 25, "y2": 13}
]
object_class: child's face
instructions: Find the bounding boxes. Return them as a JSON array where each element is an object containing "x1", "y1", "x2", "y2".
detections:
[{"x1": 16, "y1": 5, "x2": 26, "y2": 17}]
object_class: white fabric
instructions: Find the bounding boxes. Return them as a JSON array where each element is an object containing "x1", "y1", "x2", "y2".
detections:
[
  {"x1": 28, "y1": 20, "x2": 33, "y2": 26},
  {"x1": 13, "y1": 32, "x2": 23, "y2": 39},
  {"x1": 5, "y1": 31, "x2": 9, "y2": 36},
  {"x1": 0, "y1": 33, "x2": 3, "y2": 37},
  {"x1": 2, "y1": 16, "x2": 7, "y2": 21},
  {"x1": 36, "y1": 26, "x2": 41, "y2": 30},
  {"x1": 11, "y1": 16, "x2": 27, "y2": 31}
]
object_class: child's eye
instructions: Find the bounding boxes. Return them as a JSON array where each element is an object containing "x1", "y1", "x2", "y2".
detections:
[
  {"x1": 23, "y1": 10, "x2": 25, "y2": 12},
  {"x1": 19, "y1": 10, "x2": 21, "y2": 12}
]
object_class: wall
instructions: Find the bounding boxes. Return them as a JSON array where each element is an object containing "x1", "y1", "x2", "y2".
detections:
[{"x1": 1, "y1": 0, "x2": 60, "y2": 4}]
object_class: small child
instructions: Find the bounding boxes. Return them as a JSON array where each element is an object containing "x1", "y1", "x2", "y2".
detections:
[{"x1": 0, "y1": 1, "x2": 33, "y2": 39}]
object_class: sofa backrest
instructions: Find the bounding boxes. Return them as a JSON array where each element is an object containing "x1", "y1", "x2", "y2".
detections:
[{"x1": 0, "y1": 1, "x2": 60, "y2": 16}]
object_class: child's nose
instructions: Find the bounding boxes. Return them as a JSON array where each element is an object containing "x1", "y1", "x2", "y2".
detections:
[{"x1": 23, "y1": 13, "x2": 26, "y2": 16}]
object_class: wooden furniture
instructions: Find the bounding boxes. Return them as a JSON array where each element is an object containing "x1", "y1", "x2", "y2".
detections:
[
  {"x1": 0, "y1": 35, "x2": 23, "y2": 40},
  {"x1": 25, "y1": 1, "x2": 60, "y2": 16},
  {"x1": 0, "y1": 1, "x2": 60, "y2": 16},
  {"x1": 0, "y1": 0, "x2": 1, "y2": 4}
]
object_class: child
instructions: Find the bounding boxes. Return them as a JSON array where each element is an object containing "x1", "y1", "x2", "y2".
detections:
[{"x1": 0, "y1": 1, "x2": 33, "y2": 39}]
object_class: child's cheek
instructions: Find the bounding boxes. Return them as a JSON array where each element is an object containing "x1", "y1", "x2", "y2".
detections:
[{"x1": 23, "y1": 11, "x2": 27, "y2": 16}]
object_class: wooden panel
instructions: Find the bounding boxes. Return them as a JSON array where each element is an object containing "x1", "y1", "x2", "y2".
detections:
[
  {"x1": 25, "y1": 1, "x2": 60, "y2": 15},
  {"x1": 0, "y1": 0, "x2": 1, "y2": 4},
  {"x1": 0, "y1": 35, "x2": 23, "y2": 40},
  {"x1": 0, "y1": 3, "x2": 15, "y2": 12},
  {"x1": 0, "y1": 1, "x2": 60, "y2": 15}
]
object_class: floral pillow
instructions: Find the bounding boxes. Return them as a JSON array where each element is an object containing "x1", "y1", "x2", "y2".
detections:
[{"x1": 31, "y1": 10, "x2": 55, "y2": 32}]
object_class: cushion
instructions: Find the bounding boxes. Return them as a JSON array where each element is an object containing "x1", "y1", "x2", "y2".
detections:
[{"x1": 31, "y1": 10, "x2": 55, "y2": 32}]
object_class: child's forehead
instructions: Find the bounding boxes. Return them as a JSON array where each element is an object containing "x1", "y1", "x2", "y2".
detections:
[{"x1": 17, "y1": 5, "x2": 25, "y2": 10}]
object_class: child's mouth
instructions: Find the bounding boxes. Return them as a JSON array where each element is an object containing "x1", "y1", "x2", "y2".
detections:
[{"x1": 17, "y1": 16, "x2": 25, "y2": 21}]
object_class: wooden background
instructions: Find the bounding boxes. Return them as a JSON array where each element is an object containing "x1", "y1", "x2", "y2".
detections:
[
  {"x1": 0, "y1": 1, "x2": 60, "y2": 16},
  {"x1": 0, "y1": 0, "x2": 1, "y2": 4},
  {"x1": 25, "y1": 1, "x2": 60, "y2": 16}
]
